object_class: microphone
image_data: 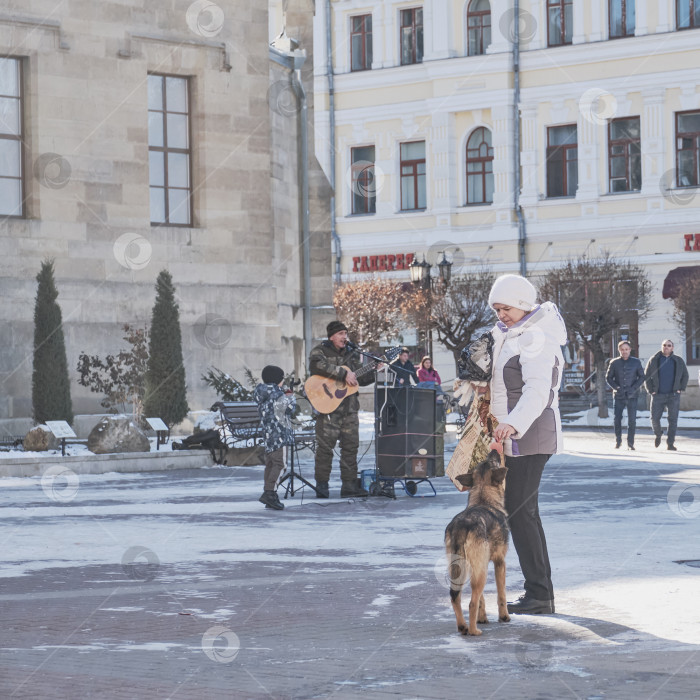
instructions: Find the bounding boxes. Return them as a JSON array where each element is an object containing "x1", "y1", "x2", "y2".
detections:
[{"x1": 345, "y1": 339, "x2": 358, "y2": 350}]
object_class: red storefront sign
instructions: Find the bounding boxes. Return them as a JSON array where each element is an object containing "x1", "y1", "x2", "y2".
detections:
[
  {"x1": 352, "y1": 252, "x2": 414, "y2": 273},
  {"x1": 684, "y1": 234, "x2": 700, "y2": 251}
]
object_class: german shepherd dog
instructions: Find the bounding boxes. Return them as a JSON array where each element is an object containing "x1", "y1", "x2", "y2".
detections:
[{"x1": 444, "y1": 450, "x2": 509, "y2": 636}]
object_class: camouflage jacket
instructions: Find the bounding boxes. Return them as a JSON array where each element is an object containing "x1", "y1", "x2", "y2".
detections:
[
  {"x1": 308, "y1": 340, "x2": 375, "y2": 413},
  {"x1": 253, "y1": 383, "x2": 296, "y2": 453}
]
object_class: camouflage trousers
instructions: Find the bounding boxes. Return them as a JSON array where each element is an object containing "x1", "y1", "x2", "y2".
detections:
[{"x1": 314, "y1": 409, "x2": 360, "y2": 483}]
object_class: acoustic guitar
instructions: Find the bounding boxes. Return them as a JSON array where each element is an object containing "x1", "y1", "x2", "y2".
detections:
[{"x1": 304, "y1": 346, "x2": 401, "y2": 414}]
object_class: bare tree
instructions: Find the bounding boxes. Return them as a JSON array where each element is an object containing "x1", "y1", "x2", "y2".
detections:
[
  {"x1": 333, "y1": 277, "x2": 405, "y2": 350},
  {"x1": 670, "y1": 270, "x2": 700, "y2": 353},
  {"x1": 399, "y1": 285, "x2": 433, "y2": 355},
  {"x1": 431, "y1": 268, "x2": 496, "y2": 367},
  {"x1": 538, "y1": 253, "x2": 653, "y2": 418},
  {"x1": 401, "y1": 268, "x2": 495, "y2": 367}
]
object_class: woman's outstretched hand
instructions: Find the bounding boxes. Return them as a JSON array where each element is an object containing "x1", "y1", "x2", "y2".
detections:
[{"x1": 493, "y1": 423, "x2": 516, "y2": 442}]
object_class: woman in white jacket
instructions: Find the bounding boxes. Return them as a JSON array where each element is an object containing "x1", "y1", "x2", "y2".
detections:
[{"x1": 488, "y1": 274, "x2": 567, "y2": 616}]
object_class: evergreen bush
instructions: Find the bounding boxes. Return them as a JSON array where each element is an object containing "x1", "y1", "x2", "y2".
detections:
[
  {"x1": 32, "y1": 259, "x2": 74, "y2": 424},
  {"x1": 143, "y1": 270, "x2": 189, "y2": 426},
  {"x1": 201, "y1": 367, "x2": 254, "y2": 401}
]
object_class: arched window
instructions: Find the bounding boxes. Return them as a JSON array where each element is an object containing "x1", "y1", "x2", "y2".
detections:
[
  {"x1": 466, "y1": 127, "x2": 494, "y2": 204},
  {"x1": 467, "y1": 0, "x2": 491, "y2": 56}
]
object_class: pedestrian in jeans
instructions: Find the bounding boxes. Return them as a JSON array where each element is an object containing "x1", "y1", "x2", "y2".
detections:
[
  {"x1": 605, "y1": 341, "x2": 646, "y2": 450},
  {"x1": 644, "y1": 339, "x2": 689, "y2": 451},
  {"x1": 254, "y1": 365, "x2": 296, "y2": 511}
]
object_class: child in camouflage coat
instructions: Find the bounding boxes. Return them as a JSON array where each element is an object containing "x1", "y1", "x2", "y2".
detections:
[{"x1": 253, "y1": 365, "x2": 296, "y2": 511}]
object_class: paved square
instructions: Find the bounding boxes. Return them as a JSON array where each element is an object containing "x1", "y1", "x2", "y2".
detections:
[{"x1": 1, "y1": 429, "x2": 699, "y2": 698}]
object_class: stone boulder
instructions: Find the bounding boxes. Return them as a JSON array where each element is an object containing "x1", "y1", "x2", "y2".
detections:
[
  {"x1": 23, "y1": 425, "x2": 59, "y2": 452},
  {"x1": 87, "y1": 416, "x2": 150, "y2": 454}
]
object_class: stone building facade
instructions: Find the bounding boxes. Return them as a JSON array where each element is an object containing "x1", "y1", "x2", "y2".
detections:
[
  {"x1": 0, "y1": 0, "x2": 332, "y2": 423},
  {"x1": 314, "y1": 0, "x2": 700, "y2": 406}
]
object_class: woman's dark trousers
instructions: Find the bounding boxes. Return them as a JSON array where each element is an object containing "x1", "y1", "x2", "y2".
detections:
[{"x1": 504, "y1": 454, "x2": 554, "y2": 602}]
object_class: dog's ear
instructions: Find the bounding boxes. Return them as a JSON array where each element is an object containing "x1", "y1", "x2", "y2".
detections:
[
  {"x1": 456, "y1": 472, "x2": 474, "y2": 489},
  {"x1": 490, "y1": 467, "x2": 508, "y2": 485}
]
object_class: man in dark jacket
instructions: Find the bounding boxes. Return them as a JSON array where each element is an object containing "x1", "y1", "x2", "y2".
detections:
[
  {"x1": 308, "y1": 321, "x2": 377, "y2": 498},
  {"x1": 392, "y1": 348, "x2": 418, "y2": 386},
  {"x1": 605, "y1": 341, "x2": 646, "y2": 450},
  {"x1": 644, "y1": 339, "x2": 689, "y2": 451}
]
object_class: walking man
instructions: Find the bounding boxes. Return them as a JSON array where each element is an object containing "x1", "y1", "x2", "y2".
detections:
[
  {"x1": 605, "y1": 341, "x2": 646, "y2": 450},
  {"x1": 644, "y1": 339, "x2": 689, "y2": 451}
]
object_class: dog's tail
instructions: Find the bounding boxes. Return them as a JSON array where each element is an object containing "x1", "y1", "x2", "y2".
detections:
[
  {"x1": 445, "y1": 533, "x2": 472, "y2": 602},
  {"x1": 446, "y1": 533, "x2": 491, "y2": 603}
]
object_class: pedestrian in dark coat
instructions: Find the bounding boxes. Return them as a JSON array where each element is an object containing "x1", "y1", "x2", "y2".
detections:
[
  {"x1": 605, "y1": 341, "x2": 646, "y2": 450},
  {"x1": 644, "y1": 339, "x2": 689, "y2": 451}
]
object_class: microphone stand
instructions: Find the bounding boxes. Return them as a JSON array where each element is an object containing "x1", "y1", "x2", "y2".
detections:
[
  {"x1": 346, "y1": 343, "x2": 395, "y2": 439},
  {"x1": 346, "y1": 343, "x2": 395, "y2": 497}
]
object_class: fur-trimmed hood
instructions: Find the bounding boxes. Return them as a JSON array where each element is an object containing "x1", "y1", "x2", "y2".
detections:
[{"x1": 490, "y1": 301, "x2": 567, "y2": 457}]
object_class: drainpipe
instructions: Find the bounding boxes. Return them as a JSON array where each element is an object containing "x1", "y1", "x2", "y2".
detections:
[
  {"x1": 291, "y1": 58, "x2": 313, "y2": 361},
  {"x1": 514, "y1": 0, "x2": 527, "y2": 277},
  {"x1": 326, "y1": 0, "x2": 341, "y2": 284}
]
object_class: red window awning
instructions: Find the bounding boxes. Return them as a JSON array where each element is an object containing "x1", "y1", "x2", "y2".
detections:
[{"x1": 662, "y1": 266, "x2": 700, "y2": 299}]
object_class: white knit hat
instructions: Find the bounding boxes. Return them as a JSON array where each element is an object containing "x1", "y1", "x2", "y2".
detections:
[{"x1": 488, "y1": 274, "x2": 537, "y2": 311}]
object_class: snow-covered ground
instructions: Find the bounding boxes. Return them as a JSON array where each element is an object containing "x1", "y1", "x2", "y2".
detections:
[
  {"x1": 2, "y1": 428, "x2": 700, "y2": 696},
  {"x1": 0, "y1": 435, "x2": 180, "y2": 460},
  {"x1": 1, "y1": 430, "x2": 699, "y2": 647}
]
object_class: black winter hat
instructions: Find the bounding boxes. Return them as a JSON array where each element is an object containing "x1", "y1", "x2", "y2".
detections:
[
  {"x1": 326, "y1": 320, "x2": 348, "y2": 338},
  {"x1": 261, "y1": 365, "x2": 285, "y2": 385}
]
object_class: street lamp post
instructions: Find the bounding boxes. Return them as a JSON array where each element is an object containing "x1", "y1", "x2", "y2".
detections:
[{"x1": 409, "y1": 251, "x2": 452, "y2": 356}]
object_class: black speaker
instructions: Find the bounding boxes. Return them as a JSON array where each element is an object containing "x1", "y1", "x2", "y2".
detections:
[{"x1": 375, "y1": 387, "x2": 437, "y2": 478}]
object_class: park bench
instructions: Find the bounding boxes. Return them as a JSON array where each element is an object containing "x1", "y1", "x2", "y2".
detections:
[
  {"x1": 0, "y1": 435, "x2": 24, "y2": 451},
  {"x1": 211, "y1": 398, "x2": 317, "y2": 462},
  {"x1": 211, "y1": 401, "x2": 264, "y2": 449}
]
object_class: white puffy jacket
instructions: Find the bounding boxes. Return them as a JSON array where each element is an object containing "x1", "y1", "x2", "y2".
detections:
[{"x1": 489, "y1": 302, "x2": 567, "y2": 457}]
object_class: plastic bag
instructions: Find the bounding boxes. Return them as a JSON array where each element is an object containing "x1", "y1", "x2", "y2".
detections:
[{"x1": 457, "y1": 332, "x2": 494, "y2": 382}]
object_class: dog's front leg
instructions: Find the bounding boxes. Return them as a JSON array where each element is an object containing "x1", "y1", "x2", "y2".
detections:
[{"x1": 494, "y1": 558, "x2": 510, "y2": 623}]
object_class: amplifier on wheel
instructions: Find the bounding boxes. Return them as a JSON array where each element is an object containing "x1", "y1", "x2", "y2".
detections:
[{"x1": 375, "y1": 387, "x2": 437, "y2": 478}]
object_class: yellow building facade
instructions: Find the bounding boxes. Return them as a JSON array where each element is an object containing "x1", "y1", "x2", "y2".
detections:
[{"x1": 314, "y1": 0, "x2": 700, "y2": 401}]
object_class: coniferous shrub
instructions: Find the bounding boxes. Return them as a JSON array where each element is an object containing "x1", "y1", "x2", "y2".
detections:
[
  {"x1": 32, "y1": 259, "x2": 74, "y2": 424},
  {"x1": 143, "y1": 270, "x2": 189, "y2": 426},
  {"x1": 201, "y1": 367, "x2": 254, "y2": 401},
  {"x1": 202, "y1": 366, "x2": 307, "y2": 419}
]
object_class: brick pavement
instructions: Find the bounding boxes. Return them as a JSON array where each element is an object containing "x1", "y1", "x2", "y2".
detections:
[{"x1": 1, "y1": 429, "x2": 699, "y2": 698}]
